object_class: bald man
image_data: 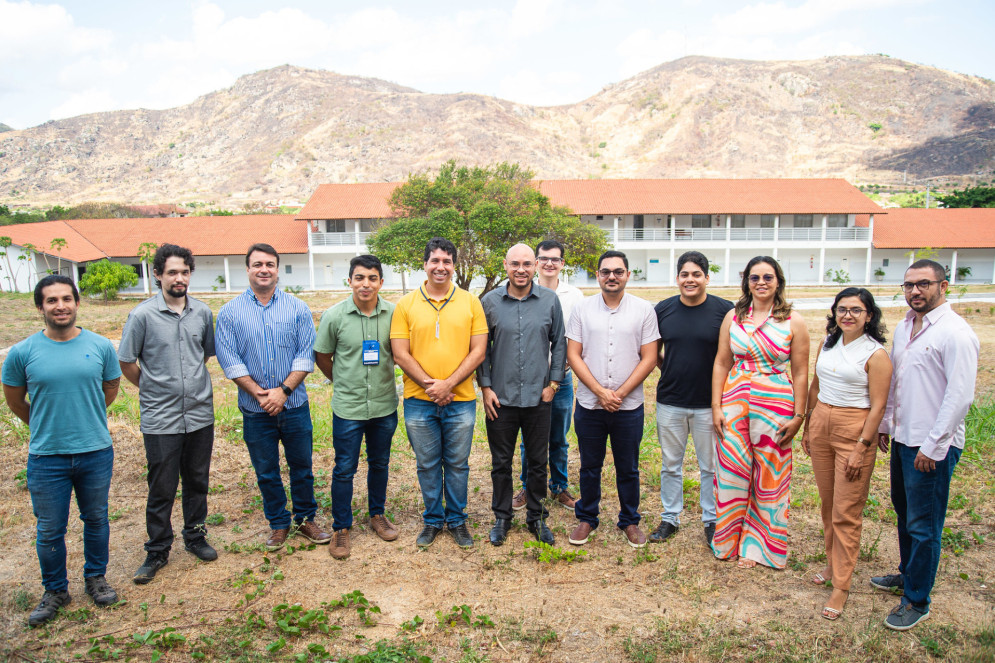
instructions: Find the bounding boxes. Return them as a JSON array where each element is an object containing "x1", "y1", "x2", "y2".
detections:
[{"x1": 477, "y1": 244, "x2": 566, "y2": 545}]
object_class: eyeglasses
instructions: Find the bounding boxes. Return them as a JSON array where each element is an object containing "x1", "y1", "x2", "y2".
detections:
[
  {"x1": 835, "y1": 307, "x2": 866, "y2": 317},
  {"x1": 900, "y1": 280, "x2": 940, "y2": 292},
  {"x1": 537, "y1": 256, "x2": 563, "y2": 264},
  {"x1": 507, "y1": 261, "x2": 534, "y2": 270},
  {"x1": 599, "y1": 268, "x2": 627, "y2": 278},
  {"x1": 748, "y1": 274, "x2": 776, "y2": 284}
]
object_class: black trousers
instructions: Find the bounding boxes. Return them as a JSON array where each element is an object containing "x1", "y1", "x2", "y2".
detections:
[
  {"x1": 486, "y1": 403, "x2": 551, "y2": 522},
  {"x1": 143, "y1": 424, "x2": 214, "y2": 553}
]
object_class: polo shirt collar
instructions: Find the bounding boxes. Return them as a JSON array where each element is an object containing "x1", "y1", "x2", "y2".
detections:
[
  {"x1": 345, "y1": 294, "x2": 387, "y2": 316},
  {"x1": 419, "y1": 280, "x2": 455, "y2": 302}
]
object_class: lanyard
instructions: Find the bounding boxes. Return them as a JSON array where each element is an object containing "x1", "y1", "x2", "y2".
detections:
[{"x1": 420, "y1": 285, "x2": 455, "y2": 339}]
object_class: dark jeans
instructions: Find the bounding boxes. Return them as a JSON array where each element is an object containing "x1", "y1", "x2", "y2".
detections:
[
  {"x1": 520, "y1": 372, "x2": 574, "y2": 493},
  {"x1": 487, "y1": 402, "x2": 551, "y2": 522},
  {"x1": 241, "y1": 403, "x2": 317, "y2": 530},
  {"x1": 143, "y1": 425, "x2": 214, "y2": 553},
  {"x1": 891, "y1": 441, "x2": 962, "y2": 610},
  {"x1": 27, "y1": 446, "x2": 114, "y2": 592},
  {"x1": 574, "y1": 403, "x2": 644, "y2": 529},
  {"x1": 331, "y1": 412, "x2": 398, "y2": 530}
]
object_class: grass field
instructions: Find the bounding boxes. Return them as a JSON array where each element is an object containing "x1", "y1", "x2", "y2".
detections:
[{"x1": 0, "y1": 287, "x2": 993, "y2": 662}]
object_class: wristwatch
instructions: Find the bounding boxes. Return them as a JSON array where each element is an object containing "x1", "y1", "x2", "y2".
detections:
[
  {"x1": 858, "y1": 436, "x2": 871, "y2": 447},
  {"x1": 280, "y1": 383, "x2": 293, "y2": 397},
  {"x1": 548, "y1": 381, "x2": 560, "y2": 393}
]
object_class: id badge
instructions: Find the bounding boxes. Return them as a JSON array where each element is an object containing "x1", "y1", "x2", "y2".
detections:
[{"x1": 362, "y1": 340, "x2": 380, "y2": 365}]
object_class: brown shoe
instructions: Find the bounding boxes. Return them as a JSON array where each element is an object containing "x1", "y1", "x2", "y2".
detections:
[
  {"x1": 369, "y1": 514, "x2": 399, "y2": 542},
  {"x1": 568, "y1": 521, "x2": 594, "y2": 546},
  {"x1": 552, "y1": 489, "x2": 578, "y2": 510},
  {"x1": 329, "y1": 529, "x2": 351, "y2": 559},
  {"x1": 621, "y1": 524, "x2": 647, "y2": 548},
  {"x1": 512, "y1": 488, "x2": 527, "y2": 511},
  {"x1": 266, "y1": 528, "x2": 289, "y2": 551},
  {"x1": 296, "y1": 520, "x2": 332, "y2": 544}
]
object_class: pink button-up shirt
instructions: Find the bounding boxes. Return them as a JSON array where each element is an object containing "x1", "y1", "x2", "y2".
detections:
[{"x1": 880, "y1": 302, "x2": 979, "y2": 461}]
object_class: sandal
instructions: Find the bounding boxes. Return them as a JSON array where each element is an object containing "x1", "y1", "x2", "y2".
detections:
[
  {"x1": 737, "y1": 558, "x2": 757, "y2": 569},
  {"x1": 811, "y1": 571, "x2": 831, "y2": 586},
  {"x1": 821, "y1": 589, "x2": 849, "y2": 621}
]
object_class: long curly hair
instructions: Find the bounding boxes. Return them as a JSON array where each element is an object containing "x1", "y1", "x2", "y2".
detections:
[
  {"x1": 734, "y1": 256, "x2": 792, "y2": 323},
  {"x1": 823, "y1": 287, "x2": 887, "y2": 349}
]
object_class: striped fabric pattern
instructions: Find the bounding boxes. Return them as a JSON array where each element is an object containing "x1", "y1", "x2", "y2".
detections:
[
  {"x1": 712, "y1": 311, "x2": 794, "y2": 569},
  {"x1": 216, "y1": 288, "x2": 316, "y2": 413}
]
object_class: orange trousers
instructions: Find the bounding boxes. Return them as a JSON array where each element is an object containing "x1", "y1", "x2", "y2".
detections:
[{"x1": 808, "y1": 401, "x2": 877, "y2": 591}]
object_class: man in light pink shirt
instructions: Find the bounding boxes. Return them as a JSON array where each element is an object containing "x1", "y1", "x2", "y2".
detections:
[{"x1": 874, "y1": 259, "x2": 979, "y2": 631}]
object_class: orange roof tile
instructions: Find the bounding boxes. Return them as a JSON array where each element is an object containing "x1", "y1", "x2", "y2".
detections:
[
  {"x1": 297, "y1": 182, "x2": 401, "y2": 220},
  {"x1": 538, "y1": 178, "x2": 883, "y2": 215},
  {"x1": 1, "y1": 221, "x2": 108, "y2": 262},
  {"x1": 870, "y1": 208, "x2": 995, "y2": 249}
]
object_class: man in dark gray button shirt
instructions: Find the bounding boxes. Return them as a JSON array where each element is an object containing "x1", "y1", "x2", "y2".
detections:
[
  {"x1": 118, "y1": 244, "x2": 218, "y2": 585},
  {"x1": 478, "y1": 244, "x2": 566, "y2": 546}
]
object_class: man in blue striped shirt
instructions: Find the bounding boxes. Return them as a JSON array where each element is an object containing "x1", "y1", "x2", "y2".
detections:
[{"x1": 216, "y1": 243, "x2": 331, "y2": 551}]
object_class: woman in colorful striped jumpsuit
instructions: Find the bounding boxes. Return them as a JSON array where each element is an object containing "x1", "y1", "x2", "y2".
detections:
[{"x1": 710, "y1": 256, "x2": 809, "y2": 569}]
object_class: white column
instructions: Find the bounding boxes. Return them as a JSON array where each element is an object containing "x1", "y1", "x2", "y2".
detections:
[
  {"x1": 818, "y1": 247, "x2": 826, "y2": 285},
  {"x1": 354, "y1": 220, "x2": 362, "y2": 255},
  {"x1": 724, "y1": 247, "x2": 731, "y2": 286},
  {"x1": 821, "y1": 214, "x2": 828, "y2": 242},
  {"x1": 772, "y1": 215, "x2": 779, "y2": 259},
  {"x1": 909, "y1": 251, "x2": 915, "y2": 267},
  {"x1": 865, "y1": 214, "x2": 875, "y2": 285},
  {"x1": 71, "y1": 261, "x2": 79, "y2": 287},
  {"x1": 613, "y1": 216, "x2": 619, "y2": 245},
  {"x1": 143, "y1": 262, "x2": 151, "y2": 296},
  {"x1": 950, "y1": 250, "x2": 959, "y2": 285},
  {"x1": 223, "y1": 256, "x2": 231, "y2": 292},
  {"x1": 307, "y1": 225, "x2": 316, "y2": 290},
  {"x1": 670, "y1": 216, "x2": 676, "y2": 242}
]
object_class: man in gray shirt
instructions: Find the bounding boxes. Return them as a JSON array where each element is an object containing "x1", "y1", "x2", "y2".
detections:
[
  {"x1": 119, "y1": 244, "x2": 217, "y2": 584},
  {"x1": 478, "y1": 244, "x2": 566, "y2": 546}
]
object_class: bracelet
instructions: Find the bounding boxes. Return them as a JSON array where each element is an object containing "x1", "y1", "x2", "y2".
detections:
[
  {"x1": 857, "y1": 436, "x2": 871, "y2": 447},
  {"x1": 548, "y1": 382, "x2": 560, "y2": 393},
  {"x1": 793, "y1": 412, "x2": 806, "y2": 421}
]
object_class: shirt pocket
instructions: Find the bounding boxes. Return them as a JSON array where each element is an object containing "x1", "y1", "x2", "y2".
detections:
[{"x1": 277, "y1": 322, "x2": 296, "y2": 349}]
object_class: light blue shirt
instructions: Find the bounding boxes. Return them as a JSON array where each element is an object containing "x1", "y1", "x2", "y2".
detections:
[
  {"x1": 216, "y1": 288, "x2": 315, "y2": 413},
  {"x1": 1, "y1": 329, "x2": 121, "y2": 455}
]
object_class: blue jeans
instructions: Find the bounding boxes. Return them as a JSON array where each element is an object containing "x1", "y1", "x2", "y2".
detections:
[
  {"x1": 520, "y1": 372, "x2": 573, "y2": 492},
  {"x1": 241, "y1": 403, "x2": 317, "y2": 530},
  {"x1": 891, "y1": 441, "x2": 961, "y2": 610},
  {"x1": 331, "y1": 412, "x2": 398, "y2": 530},
  {"x1": 27, "y1": 446, "x2": 114, "y2": 592},
  {"x1": 574, "y1": 403, "x2": 644, "y2": 529},
  {"x1": 656, "y1": 403, "x2": 716, "y2": 526},
  {"x1": 403, "y1": 398, "x2": 476, "y2": 528}
]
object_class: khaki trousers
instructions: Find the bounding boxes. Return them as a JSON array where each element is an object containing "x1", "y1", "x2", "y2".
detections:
[{"x1": 808, "y1": 401, "x2": 877, "y2": 591}]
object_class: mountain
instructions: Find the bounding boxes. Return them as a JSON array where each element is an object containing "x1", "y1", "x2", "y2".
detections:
[
  {"x1": 1, "y1": 56, "x2": 993, "y2": 206},
  {"x1": 0, "y1": 123, "x2": 12, "y2": 133}
]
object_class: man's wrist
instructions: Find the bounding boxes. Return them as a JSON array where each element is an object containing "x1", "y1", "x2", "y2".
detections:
[{"x1": 280, "y1": 383, "x2": 293, "y2": 397}]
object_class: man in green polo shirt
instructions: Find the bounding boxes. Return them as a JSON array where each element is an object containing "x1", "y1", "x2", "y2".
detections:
[{"x1": 315, "y1": 255, "x2": 399, "y2": 560}]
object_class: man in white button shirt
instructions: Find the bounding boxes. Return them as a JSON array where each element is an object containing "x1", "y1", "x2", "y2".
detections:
[{"x1": 874, "y1": 259, "x2": 979, "y2": 631}]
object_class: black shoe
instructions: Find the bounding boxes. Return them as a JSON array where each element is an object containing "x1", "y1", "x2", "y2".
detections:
[
  {"x1": 885, "y1": 602, "x2": 930, "y2": 631},
  {"x1": 448, "y1": 522, "x2": 474, "y2": 549},
  {"x1": 704, "y1": 522, "x2": 716, "y2": 546},
  {"x1": 84, "y1": 576, "x2": 118, "y2": 606},
  {"x1": 28, "y1": 590, "x2": 71, "y2": 627},
  {"x1": 870, "y1": 574, "x2": 904, "y2": 595},
  {"x1": 133, "y1": 551, "x2": 169, "y2": 585},
  {"x1": 489, "y1": 519, "x2": 513, "y2": 546},
  {"x1": 527, "y1": 519, "x2": 555, "y2": 545},
  {"x1": 648, "y1": 521, "x2": 678, "y2": 543},
  {"x1": 416, "y1": 524, "x2": 443, "y2": 548},
  {"x1": 185, "y1": 539, "x2": 218, "y2": 562}
]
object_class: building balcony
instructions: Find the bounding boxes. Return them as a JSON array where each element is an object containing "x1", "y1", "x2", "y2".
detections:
[
  {"x1": 609, "y1": 227, "x2": 870, "y2": 243},
  {"x1": 311, "y1": 231, "x2": 370, "y2": 247}
]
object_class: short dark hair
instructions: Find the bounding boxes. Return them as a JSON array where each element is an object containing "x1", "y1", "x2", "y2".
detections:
[
  {"x1": 152, "y1": 244, "x2": 195, "y2": 289},
  {"x1": 423, "y1": 237, "x2": 457, "y2": 263},
  {"x1": 246, "y1": 243, "x2": 280, "y2": 267},
  {"x1": 349, "y1": 254, "x2": 383, "y2": 279},
  {"x1": 597, "y1": 250, "x2": 628, "y2": 270},
  {"x1": 908, "y1": 259, "x2": 945, "y2": 281},
  {"x1": 676, "y1": 251, "x2": 709, "y2": 275},
  {"x1": 34, "y1": 274, "x2": 79, "y2": 307},
  {"x1": 535, "y1": 239, "x2": 565, "y2": 259}
]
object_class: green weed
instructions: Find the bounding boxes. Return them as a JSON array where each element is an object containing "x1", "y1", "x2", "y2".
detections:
[{"x1": 523, "y1": 540, "x2": 587, "y2": 563}]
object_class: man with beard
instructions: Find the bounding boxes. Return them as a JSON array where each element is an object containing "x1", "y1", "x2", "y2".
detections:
[
  {"x1": 873, "y1": 259, "x2": 979, "y2": 630},
  {"x1": 3, "y1": 275, "x2": 122, "y2": 626},
  {"x1": 119, "y1": 244, "x2": 218, "y2": 584},
  {"x1": 478, "y1": 243, "x2": 565, "y2": 546}
]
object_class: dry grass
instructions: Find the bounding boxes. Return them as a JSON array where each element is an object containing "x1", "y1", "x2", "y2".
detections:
[{"x1": 0, "y1": 290, "x2": 993, "y2": 662}]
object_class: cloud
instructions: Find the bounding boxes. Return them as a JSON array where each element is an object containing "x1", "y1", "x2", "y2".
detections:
[
  {"x1": 499, "y1": 69, "x2": 586, "y2": 106},
  {"x1": 0, "y1": 0, "x2": 110, "y2": 59},
  {"x1": 49, "y1": 88, "x2": 119, "y2": 120},
  {"x1": 617, "y1": 28, "x2": 692, "y2": 78},
  {"x1": 713, "y1": 0, "x2": 910, "y2": 37},
  {"x1": 509, "y1": 0, "x2": 565, "y2": 39}
]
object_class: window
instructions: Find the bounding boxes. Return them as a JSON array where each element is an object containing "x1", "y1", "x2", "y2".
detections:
[
  {"x1": 285, "y1": 265, "x2": 293, "y2": 274},
  {"x1": 760, "y1": 214, "x2": 775, "y2": 228},
  {"x1": 827, "y1": 214, "x2": 847, "y2": 227},
  {"x1": 691, "y1": 214, "x2": 710, "y2": 228},
  {"x1": 596, "y1": 215, "x2": 604, "y2": 221},
  {"x1": 883, "y1": 259, "x2": 890, "y2": 267},
  {"x1": 132, "y1": 263, "x2": 142, "y2": 277},
  {"x1": 326, "y1": 219, "x2": 346, "y2": 233},
  {"x1": 730, "y1": 214, "x2": 745, "y2": 228},
  {"x1": 794, "y1": 214, "x2": 813, "y2": 228},
  {"x1": 360, "y1": 219, "x2": 376, "y2": 232}
]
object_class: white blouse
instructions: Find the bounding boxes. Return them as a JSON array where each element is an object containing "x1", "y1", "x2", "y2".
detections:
[{"x1": 816, "y1": 334, "x2": 884, "y2": 409}]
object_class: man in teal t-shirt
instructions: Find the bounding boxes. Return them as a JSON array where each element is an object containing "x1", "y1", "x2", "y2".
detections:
[{"x1": 2, "y1": 275, "x2": 122, "y2": 627}]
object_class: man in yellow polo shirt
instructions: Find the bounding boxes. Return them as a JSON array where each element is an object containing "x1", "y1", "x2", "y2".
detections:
[{"x1": 391, "y1": 237, "x2": 488, "y2": 549}]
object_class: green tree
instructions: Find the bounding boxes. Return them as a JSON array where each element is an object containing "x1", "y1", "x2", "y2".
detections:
[
  {"x1": 79, "y1": 259, "x2": 138, "y2": 301},
  {"x1": 0, "y1": 236, "x2": 13, "y2": 291},
  {"x1": 367, "y1": 160, "x2": 609, "y2": 292},
  {"x1": 936, "y1": 186, "x2": 995, "y2": 208}
]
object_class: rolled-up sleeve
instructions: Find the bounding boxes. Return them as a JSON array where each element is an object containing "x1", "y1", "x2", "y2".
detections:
[
  {"x1": 291, "y1": 303, "x2": 316, "y2": 374},
  {"x1": 215, "y1": 308, "x2": 249, "y2": 380}
]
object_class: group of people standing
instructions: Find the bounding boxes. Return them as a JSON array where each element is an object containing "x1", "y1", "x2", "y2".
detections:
[{"x1": 2, "y1": 237, "x2": 977, "y2": 634}]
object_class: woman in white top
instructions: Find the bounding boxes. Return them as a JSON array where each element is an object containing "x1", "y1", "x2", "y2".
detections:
[{"x1": 801, "y1": 287, "x2": 892, "y2": 621}]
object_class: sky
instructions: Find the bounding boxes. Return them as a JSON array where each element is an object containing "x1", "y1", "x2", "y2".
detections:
[{"x1": 2, "y1": 0, "x2": 994, "y2": 130}]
